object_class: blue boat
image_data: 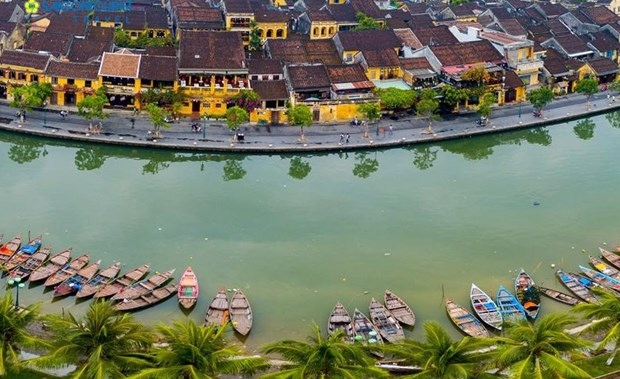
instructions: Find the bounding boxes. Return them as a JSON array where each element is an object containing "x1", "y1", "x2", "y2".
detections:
[
  {"x1": 557, "y1": 270, "x2": 598, "y2": 303},
  {"x1": 470, "y1": 283, "x2": 503, "y2": 330},
  {"x1": 579, "y1": 265, "x2": 620, "y2": 292},
  {"x1": 496, "y1": 285, "x2": 527, "y2": 322},
  {"x1": 2, "y1": 235, "x2": 42, "y2": 272}
]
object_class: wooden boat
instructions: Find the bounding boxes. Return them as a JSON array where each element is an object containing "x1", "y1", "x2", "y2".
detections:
[
  {"x1": 93, "y1": 264, "x2": 150, "y2": 299},
  {"x1": 177, "y1": 266, "x2": 199, "y2": 309},
  {"x1": 8, "y1": 245, "x2": 52, "y2": 281},
  {"x1": 111, "y1": 269, "x2": 175, "y2": 301},
  {"x1": 556, "y1": 270, "x2": 599, "y2": 303},
  {"x1": 445, "y1": 299, "x2": 489, "y2": 338},
  {"x1": 601, "y1": 247, "x2": 620, "y2": 270},
  {"x1": 579, "y1": 265, "x2": 620, "y2": 292},
  {"x1": 384, "y1": 290, "x2": 416, "y2": 327},
  {"x1": 76, "y1": 262, "x2": 122, "y2": 299},
  {"x1": 29, "y1": 248, "x2": 73, "y2": 282},
  {"x1": 115, "y1": 283, "x2": 177, "y2": 312},
  {"x1": 54, "y1": 259, "x2": 101, "y2": 297},
  {"x1": 352, "y1": 308, "x2": 384, "y2": 354},
  {"x1": 535, "y1": 285, "x2": 582, "y2": 306},
  {"x1": 3, "y1": 235, "x2": 42, "y2": 272},
  {"x1": 589, "y1": 255, "x2": 620, "y2": 280},
  {"x1": 470, "y1": 283, "x2": 503, "y2": 330},
  {"x1": 496, "y1": 285, "x2": 527, "y2": 322},
  {"x1": 327, "y1": 302, "x2": 355, "y2": 342},
  {"x1": 514, "y1": 269, "x2": 541, "y2": 319},
  {"x1": 0, "y1": 235, "x2": 21, "y2": 265},
  {"x1": 368, "y1": 298, "x2": 405, "y2": 343},
  {"x1": 43, "y1": 253, "x2": 89, "y2": 287},
  {"x1": 568, "y1": 272, "x2": 598, "y2": 289},
  {"x1": 204, "y1": 289, "x2": 229, "y2": 327},
  {"x1": 229, "y1": 290, "x2": 253, "y2": 336}
]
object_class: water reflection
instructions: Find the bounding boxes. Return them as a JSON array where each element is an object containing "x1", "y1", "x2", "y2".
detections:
[
  {"x1": 352, "y1": 152, "x2": 379, "y2": 178},
  {"x1": 75, "y1": 147, "x2": 107, "y2": 171},
  {"x1": 288, "y1": 156, "x2": 312, "y2": 180},
  {"x1": 412, "y1": 145, "x2": 438, "y2": 170},
  {"x1": 7, "y1": 136, "x2": 47, "y2": 164},
  {"x1": 440, "y1": 127, "x2": 552, "y2": 161},
  {"x1": 573, "y1": 119, "x2": 595, "y2": 140},
  {"x1": 223, "y1": 158, "x2": 247, "y2": 181},
  {"x1": 606, "y1": 111, "x2": 620, "y2": 129}
]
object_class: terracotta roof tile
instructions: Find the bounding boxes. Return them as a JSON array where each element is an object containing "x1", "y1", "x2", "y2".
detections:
[
  {"x1": 362, "y1": 49, "x2": 400, "y2": 67},
  {"x1": 46, "y1": 12, "x2": 89, "y2": 35},
  {"x1": 175, "y1": 7, "x2": 225, "y2": 29},
  {"x1": 553, "y1": 34, "x2": 592, "y2": 55},
  {"x1": 99, "y1": 50, "x2": 141, "y2": 78},
  {"x1": 326, "y1": 63, "x2": 368, "y2": 83},
  {"x1": 139, "y1": 55, "x2": 177, "y2": 81},
  {"x1": 430, "y1": 40, "x2": 504, "y2": 66},
  {"x1": 351, "y1": 0, "x2": 382, "y2": 18},
  {"x1": 587, "y1": 56, "x2": 619, "y2": 75},
  {"x1": 23, "y1": 31, "x2": 72, "y2": 57},
  {"x1": 145, "y1": 46, "x2": 177, "y2": 56},
  {"x1": 399, "y1": 57, "x2": 433, "y2": 70},
  {"x1": 86, "y1": 26, "x2": 115, "y2": 43},
  {"x1": 67, "y1": 39, "x2": 112, "y2": 63},
  {"x1": 286, "y1": 64, "x2": 331, "y2": 90},
  {"x1": 0, "y1": 50, "x2": 50, "y2": 70},
  {"x1": 328, "y1": 3, "x2": 358, "y2": 23},
  {"x1": 411, "y1": 25, "x2": 459, "y2": 46},
  {"x1": 393, "y1": 28, "x2": 423, "y2": 49},
  {"x1": 145, "y1": 6, "x2": 169, "y2": 29},
  {"x1": 580, "y1": 6, "x2": 619, "y2": 25},
  {"x1": 248, "y1": 59, "x2": 284, "y2": 75},
  {"x1": 267, "y1": 38, "x2": 341, "y2": 65},
  {"x1": 336, "y1": 29, "x2": 401, "y2": 51},
  {"x1": 179, "y1": 31, "x2": 245, "y2": 70},
  {"x1": 46, "y1": 61, "x2": 99, "y2": 79},
  {"x1": 251, "y1": 80, "x2": 289, "y2": 100},
  {"x1": 225, "y1": 0, "x2": 253, "y2": 13}
]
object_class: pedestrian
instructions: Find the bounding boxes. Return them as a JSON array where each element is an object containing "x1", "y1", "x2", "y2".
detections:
[
  {"x1": 346, "y1": 134, "x2": 350, "y2": 143},
  {"x1": 389, "y1": 125, "x2": 393, "y2": 135},
  {"x1": 130, "y1": 118, "x2": 135, "y2": 129},
  {"x1": 614, "y1": 96, "x2": 616, "y2": 102},
  {"x1": 339, "y1": 133, "x2": 344, "y2": 144}
]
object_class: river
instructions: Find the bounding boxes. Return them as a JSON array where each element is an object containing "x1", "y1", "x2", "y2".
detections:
[{"x1": 2, "y1": 112, "x2": 620, "y2": 352}]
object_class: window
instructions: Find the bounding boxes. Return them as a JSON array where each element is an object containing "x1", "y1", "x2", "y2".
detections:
[
  {"x1": 273, "y1": 74, "x2": 280, "y2": 80},
  {"x1": 31, "y1": 74, "x2": 38, "y2": 82},
  {"x1": 8, "y1": 71, "x2": 15, "y2": 79},
  {"x1": 85, "y1": 80, "x2": 92, "y2": 88},
  {"x1": 67, "y1": 78, "x2": 75, "y2": 85},
  {"x1": 0, "y1": 69, "x2": 4, "y2": 77},
  {"x1": 17, "y1": 73, "x2": 26, "y2": 80},
  {"x1": 215, "y1": 103, "x2": 222, "y2": 108},
  {"x1": 130, "y1": 32, "x2": 137, "y2": 37},
  {"x1": 251, "y1": 75, "x2": 259, "y2": 80},
  {"x1": 262, "y1": 75, "x2": 269, "y2": 80}
]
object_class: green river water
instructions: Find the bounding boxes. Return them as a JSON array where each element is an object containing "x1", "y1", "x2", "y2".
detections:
[{"x1": 1, "y1": 113, "x2": 620, "y2": 352}]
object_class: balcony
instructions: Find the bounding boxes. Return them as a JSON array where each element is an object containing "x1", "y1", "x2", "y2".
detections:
[
  {"x1": 105, "y1": 85, "x2": 136, "y2": 95},
  {"x1": 514, "y1": 59, "x2": 544, "y2": 72}
]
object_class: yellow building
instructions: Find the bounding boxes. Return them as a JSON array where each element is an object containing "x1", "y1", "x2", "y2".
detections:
[
  {"x1": 360, "y1": 49, "x2": 402, "y2": 81},
  {"x1": 98, "y1": 49, "x2": 142, "y2": 109},
  {"x1": 255, "y1": 10, "x2": 289, "y2": 42},
  {"x1": 46, "y1": 61, "x2": 101, "y2": 106},
  {"x1": 224, "y1": 0, "x2": 255, "y2": 45},
  {"x1": 301, "y1": 11, "x2": 338, "y2": 40},
  {"x1": 0, "y1": 50, "x2": 50, "y2": 101}
]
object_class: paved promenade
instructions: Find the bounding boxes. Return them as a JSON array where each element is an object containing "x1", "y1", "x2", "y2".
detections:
[{"x1": 0, "y1": 91, "x2": 618, "y2": 153}]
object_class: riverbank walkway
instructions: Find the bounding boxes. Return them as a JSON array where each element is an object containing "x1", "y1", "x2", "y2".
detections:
[{"x1": 0, "y1": 91, "x2": 618, "y2": 153}]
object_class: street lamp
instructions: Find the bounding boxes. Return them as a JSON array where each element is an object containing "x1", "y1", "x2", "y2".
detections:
[
  {"x1": 43, "y1": 101, "x2": 47, "y2": 126},
  {"x1": 201, "y1": 114, "x2": 207, "y2": 139},
  {"x1": 7, "y1": 277, "x2": 25, "y2": 309}
]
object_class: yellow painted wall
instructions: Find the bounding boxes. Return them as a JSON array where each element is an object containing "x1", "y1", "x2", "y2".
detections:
[
  {"x1": 310, "y1": 21, "x2": 338, "y2": 39},
  {"x1": 577, "y1": 64, "x2": 595, "y2": 80},
  {"x1": 257, "y1": 22, "x2": 288, "y2": 40}
]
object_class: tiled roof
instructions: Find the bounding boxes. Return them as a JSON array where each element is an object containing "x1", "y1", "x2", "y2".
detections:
[
  {"x1": 175, "y1": 7, "x2": 225, "y2": 28},
  {"x1": 46, "y1": 61, "x2": 99, "y2": 79},
  {"x1": 536, "y1": 2, "x2": 567, "y2": 18},
  {"x1": 326, "y1": 63, "x2": 369, "y2": 83},
  {"x1": 99, "y1": 50, "x2": 141, "y2": 78},
  {"x1": 306, "y1": 10, "x2": 335, "y2": 22},
  {"x1": 524, "y1": 7, "x2": 545, "y2": 23},
  {"x1": 248, "y1": 59, "x2": 283, "y2": 74},
  {"x1": 286, "y1": 64, "x2": 331, "y2": 90},
  {"x1": 0, "y1": 3, "x2": 18, "y2": 22},
  {"x1": 46, "y1": 12, "x2": 89, "y2": 35},
  {"x1": 254, "y1": 8, "x2": 292, "y2": 23},
  {"x1": 67, "y1": 39, "x2": 112, "y2": 63},
  {"x1": 486, "y1": 7, "x2": 513, "y2": 20},
  {"x1": 553, "y1": 34, "x2": 592, "y2": 55},
  {"x1": 543, "y1": 47, "x2": 582, "y2": 75},
  {"x1": 0, "y1": 21, "x2": 16, "y2": 34},
  {"x1": 179, "y1": 31, "x2": 245, "y2": 70},
  {"x1": 0, "y1": 50, "x2": 50, "y2": 70},
  {"x1": 145, "y1": 46, "x2": 177, "y2": 57},
  {"x1": 336, "y1": 29, "x2": 401, "y2": 51},
  {"x1": 407, "y1": 14, "x2": 434, "y2": 28},
  {"x1": 139, "y1": 55, "x2": 177, "y2": 81},
  {"x1": 497, "y1": 19, "x2": 527, "y2": 37},
  {"x1": 581, "y1": 6, "x2": 619, "y2": 25},
  {"x1": 267, "y1": 38, "x2": 341, "y2": 65},
  {"x1": 505, "y1": 0, "x2": 528, "y2": 11},
  {"x1": 23, "y1": 31, "x2": 72, "y2": 57},
  {"x1": 251, "y1": 80, "x2": 289, "y2": 100},
  {"x1": 503, "y1": 69, "x2": 523, "y2": 89},
  {"x1": 399, "y1": 57, "x2": 433, "y2": 70},
  {"x1": 225, "y1": 0, "x2": 253, "y2": 13},
  {"x1": 407, "y1": 3, "x2": 430, "y2": 15},
  {"x1": 587, "y1": 30, "x2": 620, "y2": 52},
  {"x1": 545, "y1": 19, "x2": 571, "y2": 36},
  {"x1": 430, "y1": 40, "x2": 504, "y2": 66},
  {"x1": 145, "y1": 6, "x2": 169, "y2": 29},
  {"x1": 362, "y1": 49, "x2": 400, "y2": 68},
  {"x1": 351, "y1": 0, "x2": 382, "y2": 18},
  {"x1": 587, "y1": 56, "x2": 619, "y2": 75},
  {"x1": 328, "y1": 3, "x2": 358, "y2": 23},
  {"x1": 411, "y1": 25, "x2": 459, "y2": 46},
  {"x1": 300, "y1": 0, "x2": 328, "y2": 11},
  {"x1": 393, "y1": 28, "x2": 423, "y2": 49},
  {"x1": 86, "y1": 26, "x2": 115, "y2": 43}
]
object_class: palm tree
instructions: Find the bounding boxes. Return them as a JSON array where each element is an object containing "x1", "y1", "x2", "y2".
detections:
[
  {"x1": 0, "y1": 292, "x2": 49, "y2": 376},
  {"x1": 381, "y1": 321, "x2": 496, "y2": 379},
  {"x1": 494, "y1": 313, "x2": 593, "y2": 379},
  {"x1": 573, "y1": 287, "x2": 620, "y2": 354},
  {"x1": 27, "y1": 300, "x2": 155, "y2": 379},
  {"x1": 260, "y1": 323, "x2": 388, "y2": 379},
  {"x1": 128, "y1": 320, "x2": 267, "y2": 378}
]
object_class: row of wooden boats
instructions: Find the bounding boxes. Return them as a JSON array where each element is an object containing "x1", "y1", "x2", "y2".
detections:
[
  {"x1": 327, "y1": 290, "x2": 415, "y2": 350},
  {"x1": 203, "y1": 288, "x2": 254, "y2": 336}
]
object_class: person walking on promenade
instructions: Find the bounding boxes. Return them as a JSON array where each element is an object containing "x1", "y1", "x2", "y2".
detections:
[
  {"x1": 346, "y1": 134, "x2": 350, "y2": 143},
  {"x1": 340, "y1": 134, "x2": 344, "y2": 144}
]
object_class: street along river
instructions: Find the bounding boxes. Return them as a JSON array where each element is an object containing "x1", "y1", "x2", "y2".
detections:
[{"x1": 2, "y1": 112, "x2": 620, "y2": 352}]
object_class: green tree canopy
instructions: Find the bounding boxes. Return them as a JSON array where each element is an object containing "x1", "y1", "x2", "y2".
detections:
[
  {"x1": 358, "y1": 102, "x2": 381, "y2": 122},
  {"x1": 574, "y1": 288, "x2": 620, "y2": 355},
  {"x1": 355, "y1": 12, "x2": 381, "y2": 30},
  {"x1": 494, "y1": 313, "x2": 593, "y2": 379},
  {"x1": 225, "y1": 105, "x2": 249, "y2": 134},
  {"x1": 575, "y1": 78, "x2": 599, "y2": 105},
  {"x1": 417, "y1": 88, "x2": 440, "y2": 132},
  {"x1": 441, "y1": 85, "x2": 469, "y2": 111},
  {"x1": 0, "y1": 292, "x2": 49, "y2": 376},
  {"x1": 260, "y1": 323, "x2": 388, "y2": 379},
  {"x1": 249, "y1": 20, "x2": 262, "y2": 51},
  {"x1": 228, "y1": 90, "x2": 261, "y2": 113},
  {"x1": 527, "y1": 87, "x2": 554, "y2": 113},
  {"x1": 145, "y1": 103, "x2": 171, "y2": 138},
  {"x1": 128, "y1": 320, "x2": 267, "y2": 379},
  {"x1": 378, "y1": 88, "x2": 417, "y2": 111},
  {"x1": 287, "y1": 104, "x2": 313, "y2": 141},
  {"x1": 77, "y1": 94, "x2": 108, "y2": 129},
  {"x1": 477, "y1": 93, "x2": 496, "y2": 119},
  {"x1": 9, "y1": 82, "x2": 53, "y2": 111},
  {"x1": 28, "y1": 301, "x2": 155, "y2": 379}
]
